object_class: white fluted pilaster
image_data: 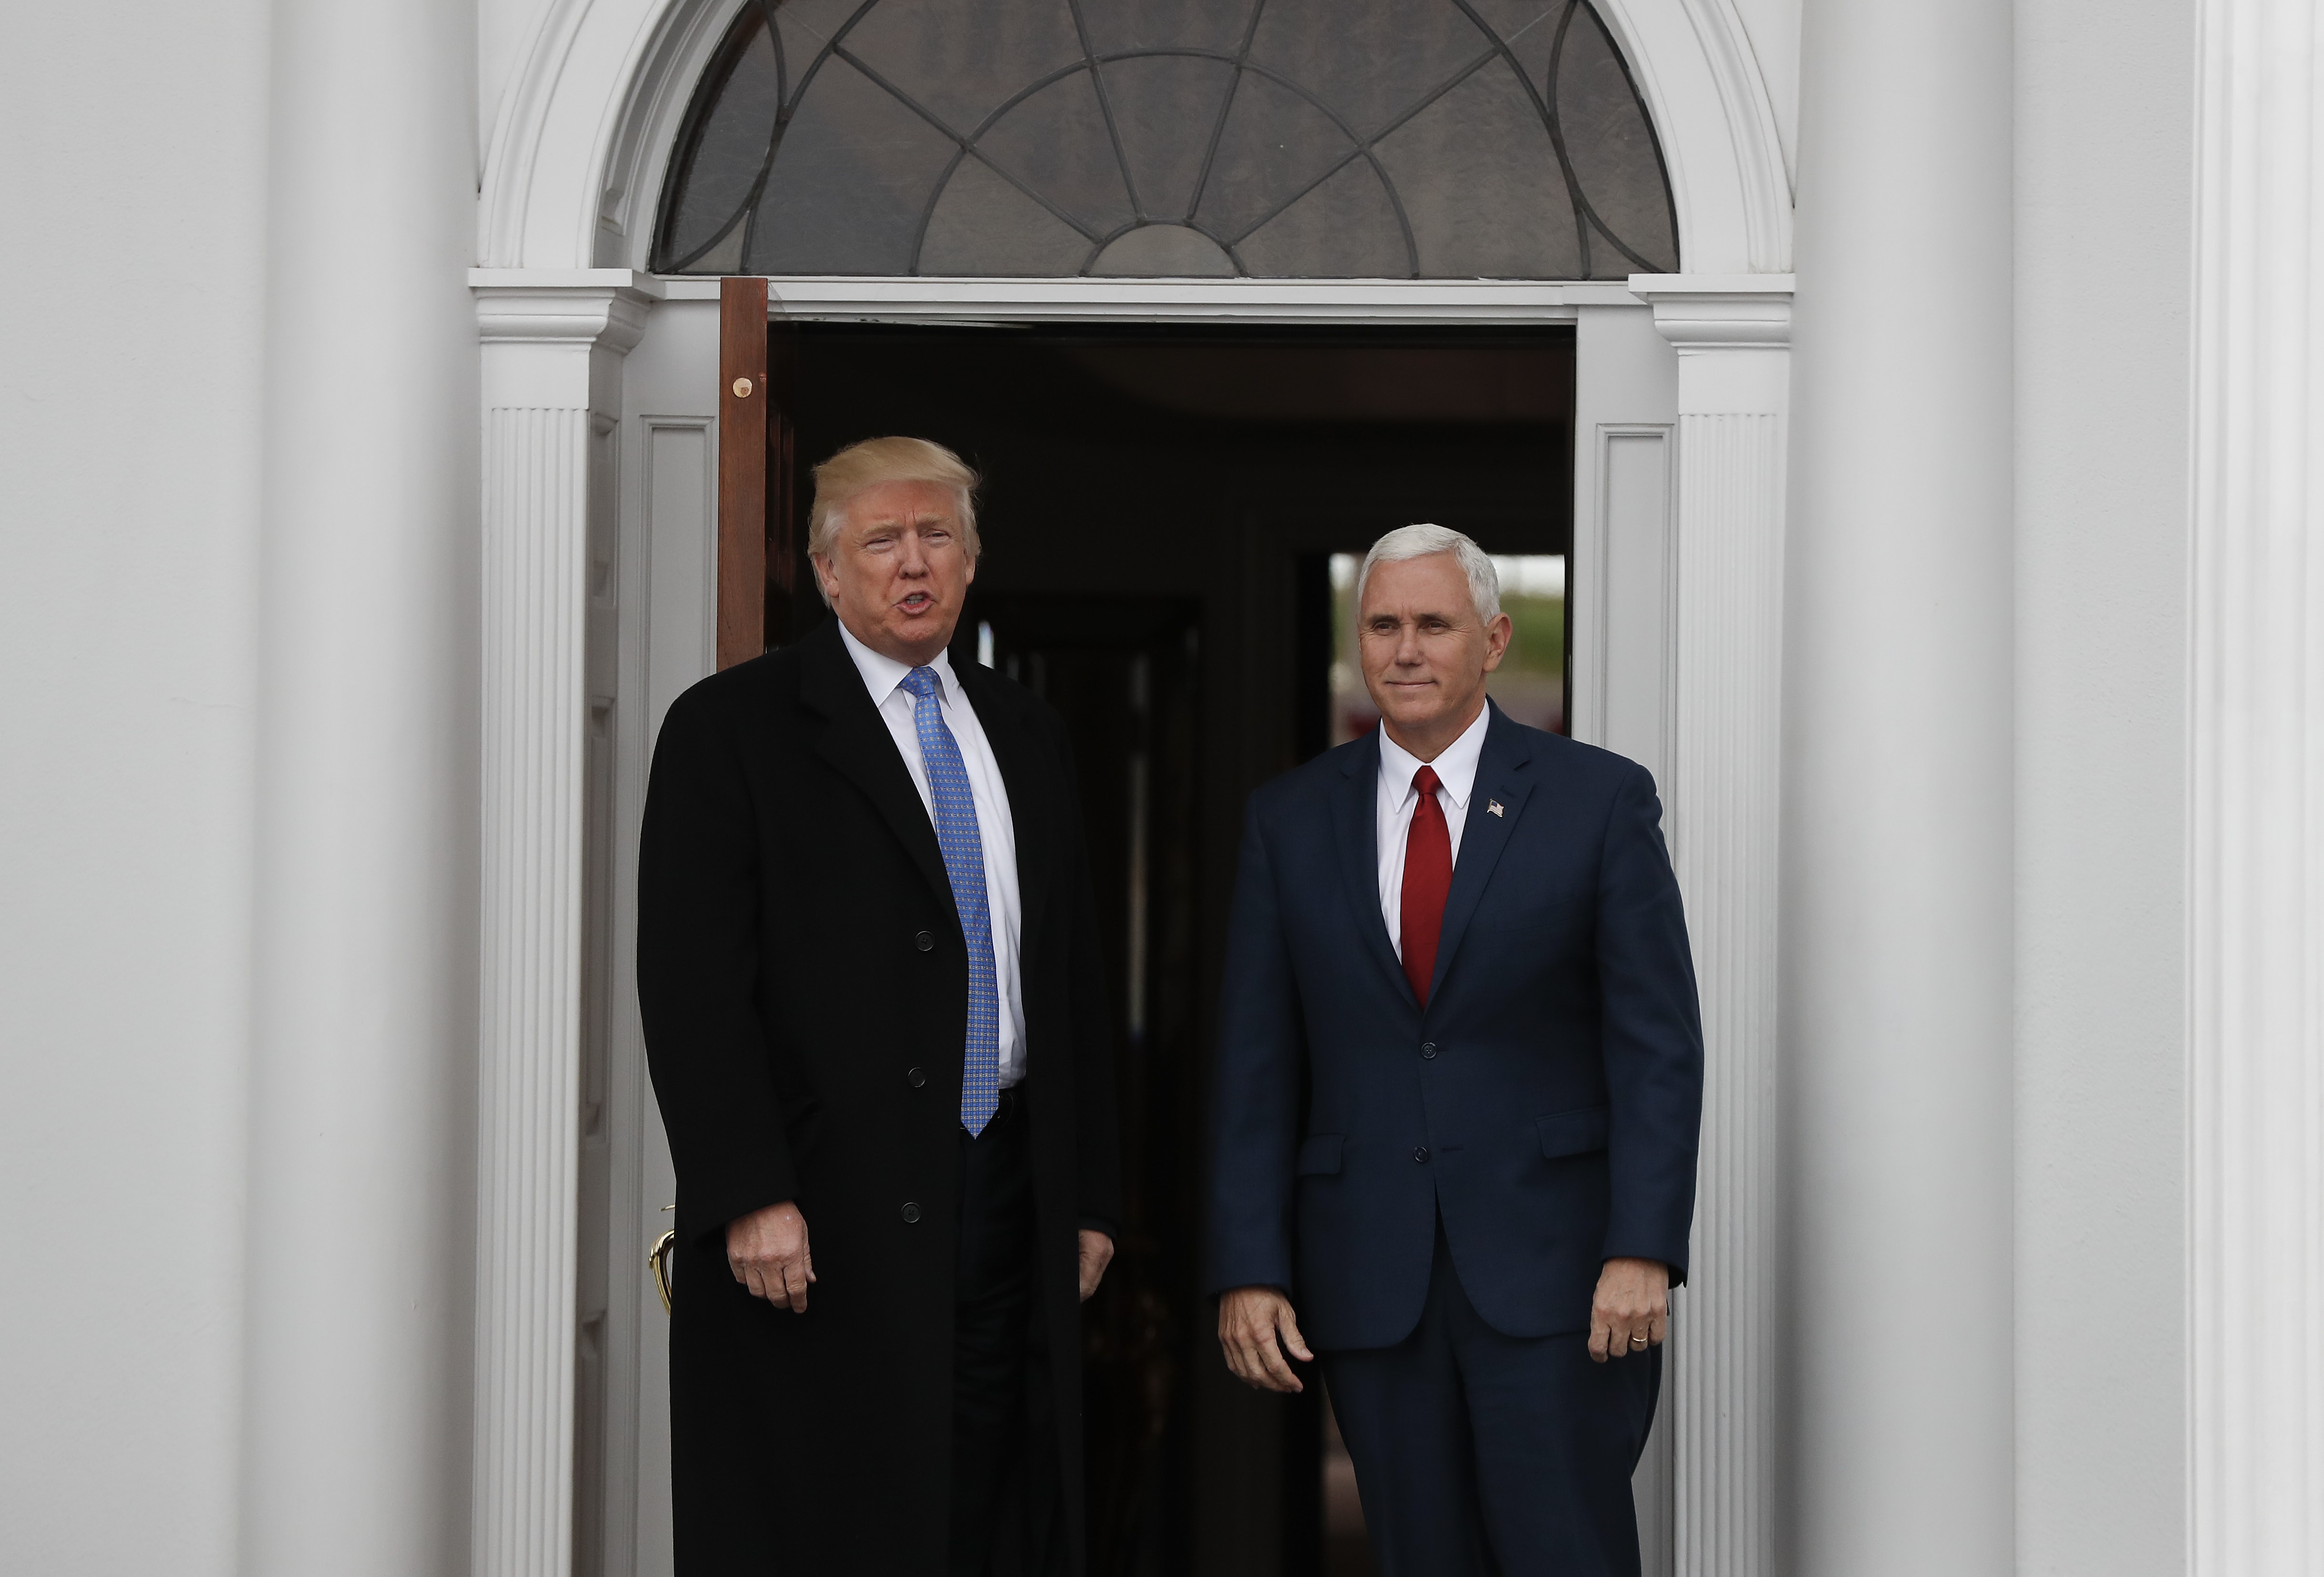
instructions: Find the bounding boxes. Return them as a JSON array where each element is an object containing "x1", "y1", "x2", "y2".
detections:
[
  {"x1": 1632, "y1": 280, "x2": 1791, "y2": 1577},
  {"x1": 473, "y1": 276, "x2": 652, "y2": 1577},
  {"x1": 2190, "y1": 3, "x2": 2324, "y2": 1572}
]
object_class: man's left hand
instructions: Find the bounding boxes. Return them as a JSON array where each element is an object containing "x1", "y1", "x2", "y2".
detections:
[
  {"x1": 1589, "y1": 1257, "x2": 1670, "y2": 1362},
  {"x1": 1078, "y1": 1229, "x2": 1114, "y2": 1301}
]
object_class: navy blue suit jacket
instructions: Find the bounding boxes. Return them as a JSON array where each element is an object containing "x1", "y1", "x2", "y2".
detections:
[{"x1": 1206, "y1": 704, "x2": 1704, "y2": 1350}]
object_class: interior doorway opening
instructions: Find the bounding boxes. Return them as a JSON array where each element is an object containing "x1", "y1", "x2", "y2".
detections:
[{"x1": 779, "y1": 320, "x2": 1573, "y2": 1575}]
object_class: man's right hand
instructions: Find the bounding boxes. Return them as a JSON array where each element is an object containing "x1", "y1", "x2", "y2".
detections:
[
  {"x1": 1218, "y1": 1286, "x2": 1313, "y2": 1393},
  {"x1": 727, "y1": 1201, "x2": 814, "y2": 1312}
]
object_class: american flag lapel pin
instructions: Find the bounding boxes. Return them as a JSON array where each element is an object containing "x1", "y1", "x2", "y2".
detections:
[{"x1": 1487, "y1": 798, "x2": 1504, "y2": 817}]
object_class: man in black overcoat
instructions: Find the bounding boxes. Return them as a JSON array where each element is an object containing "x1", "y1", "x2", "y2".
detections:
[{"x1": 638, "y1": 436, "x2": 1121, "y2": 1575}]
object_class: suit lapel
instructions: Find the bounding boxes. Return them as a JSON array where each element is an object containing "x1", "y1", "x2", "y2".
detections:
[
  {"x1": 956, "y1": 662, "x2": 1051, "y2": 952},
  {"x1": 1332, "y1": 731, "x2": 1418, "y2": 1009},
  {"x1": 799, "y1": 621, "x2": 953, "y2": 909},
  {"x1": 1428, "y1": 704, "x2": 1535, "y2": 1003}
]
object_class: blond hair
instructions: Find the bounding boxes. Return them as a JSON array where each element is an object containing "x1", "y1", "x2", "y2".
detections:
[{"x1": 808, "y1": 436, "x2": 982, "y2": 562}]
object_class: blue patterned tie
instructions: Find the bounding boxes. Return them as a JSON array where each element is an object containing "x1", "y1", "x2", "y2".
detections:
[{"x1": 900, "y1": 667, "x2": 1001, "y2": 1135}]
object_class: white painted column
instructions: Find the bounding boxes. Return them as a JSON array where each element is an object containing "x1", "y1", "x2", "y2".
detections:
[
  {"x1": 1631, "y1": 278, "x2": 1792, "y2": 1577},
  {"x1": 239, "y1": 0, "x2": 479, "y2": 1573},
  {"x1": 2190, "y1": 4, "x2": 2324, "y2": 1572},
  {"x1": 470, "y1": 272, "x2": 654, "y2": 1577},
  {"x1": 1784, "y1": 0, "x2": 2017, "y2": 1570}
]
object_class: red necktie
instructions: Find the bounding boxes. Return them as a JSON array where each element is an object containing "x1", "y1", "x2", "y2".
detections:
[{"x1": 1401, "y1": 765, "x2": 1452, "y2": 1006}]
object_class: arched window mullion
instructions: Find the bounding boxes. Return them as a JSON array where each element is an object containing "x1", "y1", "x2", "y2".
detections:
[
  {"x1": 665, "y1": 208, "x2": 744, "y2": 275},
  {"x1": 658, "y1": 0, "x2": 1681, "y2": 280},
  {"x1": 1589, "y1": 3, "x2": 1684, "y2": 271},
  {"x1": 908, "y1": 59, "x2": 1114, "y2": 274},
  {"x1": 1064, "y1": 0, "x2": 1146, "y2": 221},
  {"x1": 1236, "y1": 49, "x2": 1495, "y2": 158},
  {"x1": 1185, "y1": 0, "x2": 1270, "y2": 233},
  {"x1": 1536, "y1": 1, "x2": 1678, "y2": 271},
  {"x1": 650, "y1": 0, "x2": 788, "y2": 272},
  {"x1": 1077, "y1": 214, "x2": 1154, "y2": 271},
  {"x1": 1219, "y1": 145, "x2": 1361, "y2": 247},
  {"x1": 729, "y1": 0, "x2": 879, "y2": 273},
  {"x1": 1217, "y1": 47, "x2": 1507, "y2": 278},
  {"x1": 783, "y1": 0, "x2": 884, "y2": 105},
  {"x1": 733, "y1": 0, "x2": 803, "y2": 275},
  {"x1": 1543, "y1": 3, "x2": 1593, "y2": 276},
  {"x1": 908, "y1": 145, "x2": 977, "y2": 276},
  {"x1": 1532, "y1": 0, "x2": 1678, "y2": 277},
  {"x1": 837, "y1": 49, "x2": 1106, "y2": 247},
  {"x1": 1449, "y1": 0, "x2": 1591, "y2": 275},
  {"x1": 771, "y1": 0, "x2": 787, "y2": 109},
  {"x1": 967, "y1": 59, "x2": 1106, "y2": 143},
  {"x1": 1367, "y1": 154, "x2": 1421, "y2": 279},
  {"x1": 1078, "y1": 216, "x2": 1250, "y2": 276}
]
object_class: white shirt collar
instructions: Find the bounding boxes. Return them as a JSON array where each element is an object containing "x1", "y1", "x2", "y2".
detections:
[
  {"x1": 1377, "y1": 701, "x2": 1492, "y2": 811},
  {"x1": 836, "y1": 618, "x2": 961, "y2": 708}
]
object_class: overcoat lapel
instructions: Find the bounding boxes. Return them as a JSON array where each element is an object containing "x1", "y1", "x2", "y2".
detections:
[
  {"x1": 956, "y1": 662, "x2": 1051, "y2": 954},
  {"x1": 798, "y1": 622, "x2": 954, "y2": 911},
  {"x1": 1332, "y1": 731, "x2": 1418, "y2": 1008},
  {"x1": 1429, "y1": 705, "x2": 1535, "y2": 1002}
]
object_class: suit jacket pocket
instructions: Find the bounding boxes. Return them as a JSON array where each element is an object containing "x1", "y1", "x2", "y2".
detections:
[
  {"x1": 1296, "y1": 1133, "x2": 1346, "y2": 1176},
  {"x1": 1536, "y1": 1105, "x2": 1611, "y2": 1160}
]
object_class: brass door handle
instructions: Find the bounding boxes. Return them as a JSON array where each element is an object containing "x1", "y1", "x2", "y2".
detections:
[{"x1": 649, "y1": 1228, "x2": 676, "y2": 1314}]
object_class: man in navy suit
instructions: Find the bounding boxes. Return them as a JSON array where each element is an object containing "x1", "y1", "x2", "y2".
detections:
[{"x1": 1208, "y1": 525, "x2": 1703, "y2": 1577}]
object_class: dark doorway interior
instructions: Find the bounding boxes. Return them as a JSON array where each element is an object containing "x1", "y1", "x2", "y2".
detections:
[{"x1": 785, "y1": 323, "x2": 1574, "y2": 1577}]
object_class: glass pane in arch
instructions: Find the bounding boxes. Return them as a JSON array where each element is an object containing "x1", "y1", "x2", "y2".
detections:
[{"x1": 651, "y1": 0, "x2": 1679, "y2": 279}]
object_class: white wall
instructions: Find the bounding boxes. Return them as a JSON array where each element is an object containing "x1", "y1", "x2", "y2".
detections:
[
  {"x1": 2012, "y1": 0, "x2": 2194, "y2": 1569},
  {"x1": 0, "y1": 0, "x2": 2216, "y2": 1570},
  {"x1": 0, "y1": 1, "x2": 483, "y2": 1573},
  {"x1": 0, "y1": 4, "x2": 272, "y2": 1572}
]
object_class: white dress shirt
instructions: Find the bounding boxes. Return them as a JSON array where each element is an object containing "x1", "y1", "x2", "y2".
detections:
[
  {"x1": 1375, "y1": 702, "x2": 1492, "y2": 960},
  {"x1": 837, "y1": 621, "x2": 1026, "y2": 1087}
]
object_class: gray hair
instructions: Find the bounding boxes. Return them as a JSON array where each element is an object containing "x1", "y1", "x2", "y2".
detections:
[{"x1": 1355, "y1": 524, "x2": 1502, "y2": 622}]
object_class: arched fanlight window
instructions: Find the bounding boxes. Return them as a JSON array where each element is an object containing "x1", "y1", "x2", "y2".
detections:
[{"x1": 653, "y1": 0, "x2": 1677, "y2": 279}]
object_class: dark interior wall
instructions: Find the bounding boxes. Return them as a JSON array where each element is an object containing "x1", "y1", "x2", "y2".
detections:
[
  {"x1": 785, "y1": 324, "x2": 1574, "y2": 1576},
  {"x1": 788, "y1": 323, "x2": 1570, "y2": 789}
]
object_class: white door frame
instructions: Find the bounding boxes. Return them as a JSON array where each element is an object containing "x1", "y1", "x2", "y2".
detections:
[
  {"x1": 475, "y1": 262, "x2": 1789, "y2": 1577},
  {"x1": 471, "y1": 4, "x2": 1795, "y2": 1574}
]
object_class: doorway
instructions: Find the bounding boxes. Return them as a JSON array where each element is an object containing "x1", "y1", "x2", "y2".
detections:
[{"x1": 779, "y1": 323, "x2": 1572, "y2": 1574}]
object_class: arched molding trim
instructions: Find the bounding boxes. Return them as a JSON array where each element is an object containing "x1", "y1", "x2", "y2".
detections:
[
  {"x1": 594, "y1": 0, "x2": 753, "y2": 269},
  {"x1": 478, "y1": 0, "x2": 1791, "y2": 275},
  {"x1": 1593, "y1": 0, "x2": 1791, "y2": 272}
]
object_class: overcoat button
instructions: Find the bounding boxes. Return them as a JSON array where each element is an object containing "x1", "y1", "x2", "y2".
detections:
[
  {"x1": 908, "y1": 1067, "x2": 927, "y2": 1088},
  {"x1": 901, "y1": 1202, "x2": 922, "y2": 1224},
  {"x1": 1421, "y1": 1042, "x2": 1438, "y2": 1059},
  {"x1": 914, "y1": 930, "x2": 935, "y2": 952},
  {"x1": 1412, "y1": 1146, "x2": 1430, "y2": 1165}
]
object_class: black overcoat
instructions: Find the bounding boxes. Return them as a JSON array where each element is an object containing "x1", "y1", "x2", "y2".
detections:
[{"x1": 637, "y1": 617, "x2": 1122, "y2": 1574}]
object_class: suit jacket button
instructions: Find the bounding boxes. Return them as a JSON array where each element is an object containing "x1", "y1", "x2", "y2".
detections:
[
  {"x1": 1412, "y1": 1146, "x2": 1430, "y2": 1164},
  {"x1": 1421, "y1": 1042, "x2": 1438, "y2": 1059},
  {"x1": 914, "y1": 930, "x2": 935, "y2": 952},
  {"x1": 901, "y1": 1202, "x2": 922, "y2": 1224},
  {"x1": 908, "y1": 1066, "x2": 927, "y2": 1088}
]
